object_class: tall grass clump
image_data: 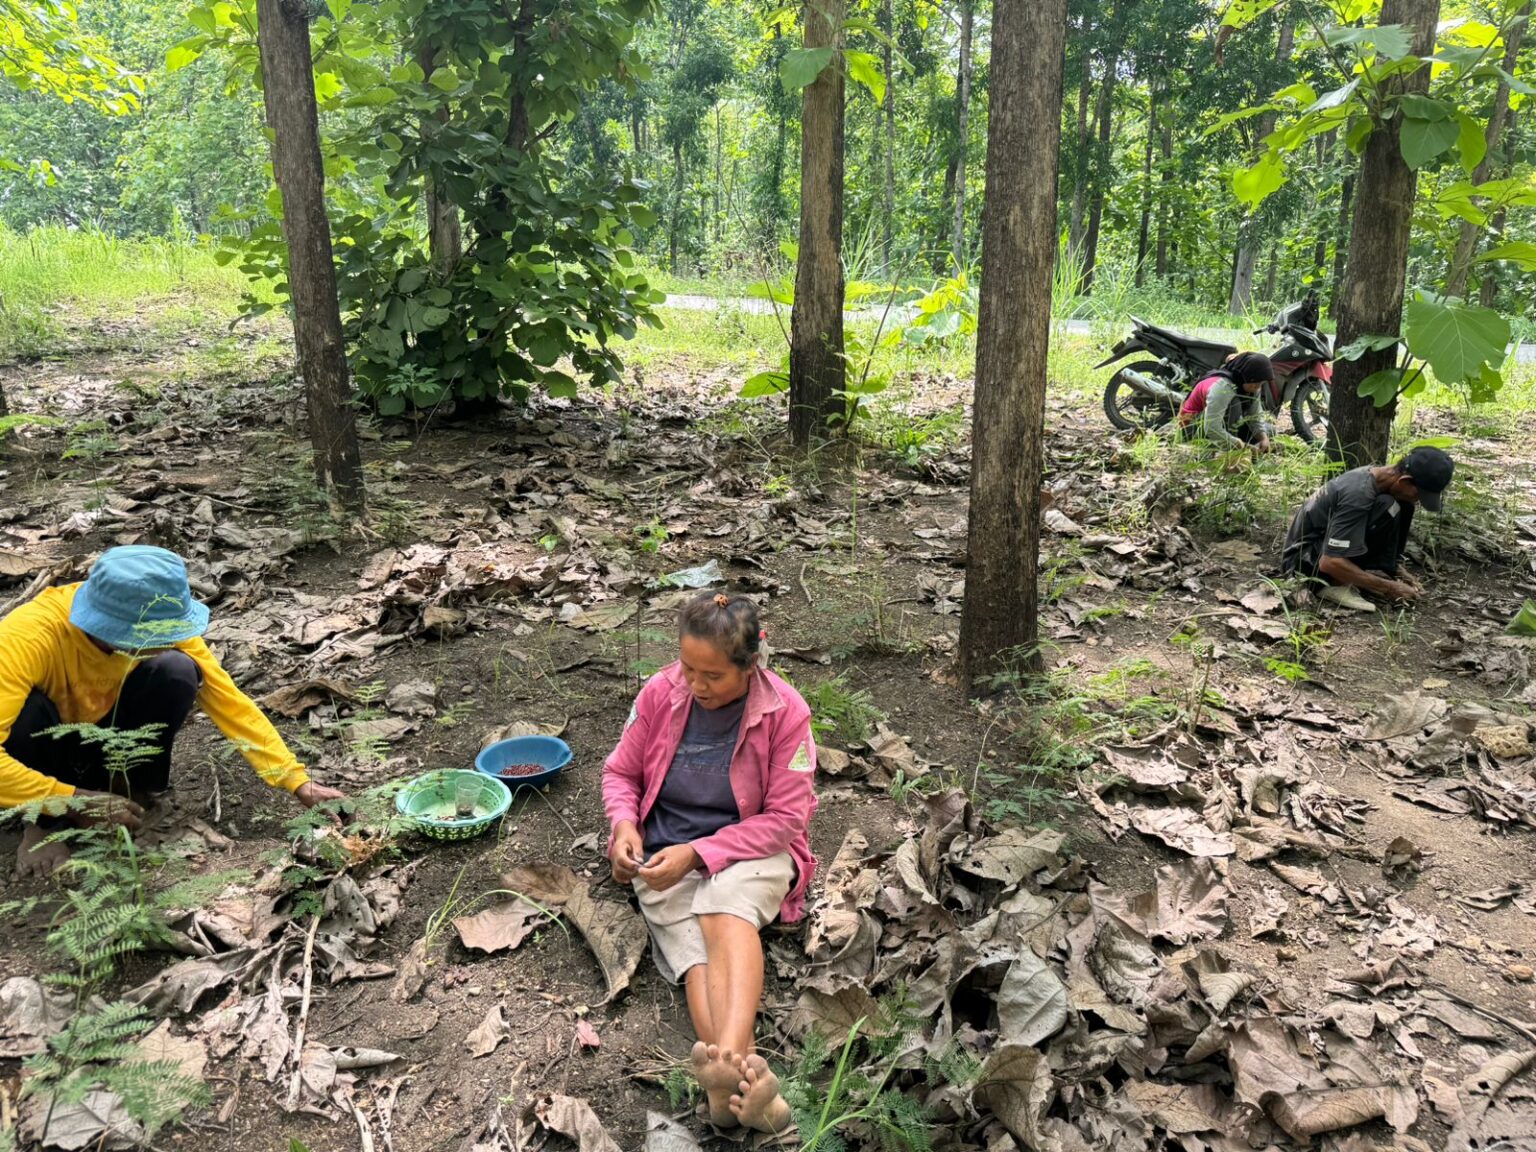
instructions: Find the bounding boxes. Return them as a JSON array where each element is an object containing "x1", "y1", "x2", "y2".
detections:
[{"x1": 0, "y1": 224, "x2": 256, "y2": 357}]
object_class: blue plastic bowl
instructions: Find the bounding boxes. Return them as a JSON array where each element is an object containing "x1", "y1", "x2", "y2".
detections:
[{"x1": 476, "y1": 734, "x2": 573, "y2": 791}]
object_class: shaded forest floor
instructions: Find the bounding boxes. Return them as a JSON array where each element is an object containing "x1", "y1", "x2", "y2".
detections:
[{"x1": 2, "y1": 303, "x2": 1536, "y2": 1152}]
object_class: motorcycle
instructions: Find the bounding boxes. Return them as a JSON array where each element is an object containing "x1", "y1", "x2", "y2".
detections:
[{"x1": 1096, "y1": 292, "x2": 1333, "y2": 445}]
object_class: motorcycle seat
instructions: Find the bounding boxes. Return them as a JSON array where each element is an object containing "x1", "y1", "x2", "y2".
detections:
[{"x1": 1133, "y1": 318, "x2": 1237, "y2": 358}]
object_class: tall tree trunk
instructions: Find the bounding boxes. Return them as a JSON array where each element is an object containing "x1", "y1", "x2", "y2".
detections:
[
  {"x1": 670, "y1": 139, "x2": 685, "y2": 271},
  {"x1": 714, "y1": 105, "x2": 724, "y2": 248},
  {"x1": 881, "y1": 0, "x2": 896, "y2": 260},
  {"x1": 1135, "y1": 91, "x2": 1155, "y2": 287},
  {"x1": 1445, "y1": 4, "x2": 1526, "y2": 298},
  {"x1": 960, "y1": 0, "x2": 1068, "y2": 686},
  {"x1": 256, "y1": 0, "x2": 364, "y2": 510},
  {"x1": 1229, "y1": 241, "x2": 1259, "y2": 315},
  {"x1": 1329, "y1": 167, "x2": 1354, "y2": 318},
  {"x1": 1311, "y1": 131, "x2": 1332, "y2": 280},
  {"x1": 1263, "y1": 242, "x2": 1278, "y2": 303},
  {"x1": 950, "y1": 0, "x2": 975, "y2": 269},
  {"x1": 1080, "y1": 55, "x2": 1117, "y2": 293},
  {"x1": 1480, "y1": 203, "x2": 1508, "y2": 307},
  {"x1": 789, "y1": 0, "x2": 845, "y2": 446},
  {"x1": 1067, "y1": 64, "x2": 1092, "y2": 263},
  {"x1": 1230, "y1": 22, "x2": 1293, "y2": 314},
  {"x1": 1479, "y1": 103, "x2": 1516, "y2": 308},
  {"x1": 414, "y1": 42, "x2": 462, "y2": 276},
  {"x1": 1329, "y1": 0, "x2": 1440, "y2": 470},
  {"x1": 1154, "y1": 119, "x2": 1172, "y2": 277}
]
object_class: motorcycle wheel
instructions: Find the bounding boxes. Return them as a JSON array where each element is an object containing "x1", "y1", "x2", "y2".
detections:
[
  {"x1": 1291, "y1": 377, "x2": 1330, "y2": 445},
  {"x1": 1103, "y1": 360, "x2": 1176, "y2": 431}
]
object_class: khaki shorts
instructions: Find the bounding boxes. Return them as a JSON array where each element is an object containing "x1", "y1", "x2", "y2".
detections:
[{"x1": 632, "y1": 853, "x2": 795, "y2": 984}]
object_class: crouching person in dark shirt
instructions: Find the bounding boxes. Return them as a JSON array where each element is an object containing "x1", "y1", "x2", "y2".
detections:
[
  {"x1": 1280, "y1": 447, "x2": 1454, "y2": 611},
  {"x1": 602, "y1": 593, "x2": 816, "y2": 1134}
]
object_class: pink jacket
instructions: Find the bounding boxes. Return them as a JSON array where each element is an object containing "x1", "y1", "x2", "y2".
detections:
[{"x1": 602, "y1": 662, "x2": 819, "y2": 922}]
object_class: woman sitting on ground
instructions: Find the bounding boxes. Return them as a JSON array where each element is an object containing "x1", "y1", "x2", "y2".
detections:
[
  {"x1": 602, "y1": 592, "x2": 817, "y2": 1134},
  {"x1": 1177, "y1": 351, "x2": 1276, "y2": 453}
]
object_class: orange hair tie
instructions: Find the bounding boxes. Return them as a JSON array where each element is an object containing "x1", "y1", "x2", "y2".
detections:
[{"x1": 713, "y1": 594, "x2": 729, "y2": 608}]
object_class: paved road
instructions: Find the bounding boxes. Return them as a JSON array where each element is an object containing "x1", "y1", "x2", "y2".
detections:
[{"x1": 660, "y1": 292, "x2": 1535, "y2": 363}]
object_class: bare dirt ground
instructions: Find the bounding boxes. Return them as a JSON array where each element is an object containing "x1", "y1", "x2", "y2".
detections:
[{"x1": 2, "y1": 310, "x2": 1536, "y2": 1152}]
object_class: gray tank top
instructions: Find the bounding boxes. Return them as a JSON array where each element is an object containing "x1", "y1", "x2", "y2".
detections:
[{"x1": 642, "y1": 694, "x2": 745, "y2": 857}]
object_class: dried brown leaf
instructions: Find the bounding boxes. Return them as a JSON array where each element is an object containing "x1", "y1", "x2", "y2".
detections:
[
  {"x1": 532, "y1": 1093, "x2": 624, "y2": 1152},
  {"x1": 466, "y1": 1004, "x2": 509, "y2": 1058}
]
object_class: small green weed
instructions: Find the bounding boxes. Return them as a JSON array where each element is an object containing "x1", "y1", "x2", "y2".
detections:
[
  {"x1": 780, "y1": 996, "x2": 931, "y2": 1152},
  {"x1": 800, "y1": 675, "x2": 885, "y2": 748}
]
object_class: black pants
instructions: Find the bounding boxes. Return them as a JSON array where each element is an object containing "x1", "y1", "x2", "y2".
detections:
[{"x1": 3, "y1": 651, "x2": 200, "y2": 796}]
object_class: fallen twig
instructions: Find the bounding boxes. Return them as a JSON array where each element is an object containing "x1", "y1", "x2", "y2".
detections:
[
  {"x1": 1434, "y1": 987, "x2": 1536, "y2": 1047},
  {"x1": 798, "y1": 561, "x2": 812, "y2": 604},
  {"x1": 286, "y1": 912, "x2": 322, "y2": 1110}
]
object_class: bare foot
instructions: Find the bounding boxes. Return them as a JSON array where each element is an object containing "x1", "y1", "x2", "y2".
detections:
[
  {"x1": 729, "y1": 1053, "x2": 793, "y2": 1134},
  {"x1": 15, "y1": 824, "x2": 71, "y2": 879},
  {"x1": 690, "y1": 1041, "x2": 740, "y2": 1128}
]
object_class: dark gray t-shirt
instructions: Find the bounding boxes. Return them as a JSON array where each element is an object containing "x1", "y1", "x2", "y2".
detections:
[
  {"x1": 643, "y1": 694, "x2": 745, "y2": 857},
  {"x1": 1282, "y1": 466, "x2": 1403, "y2": 575}
]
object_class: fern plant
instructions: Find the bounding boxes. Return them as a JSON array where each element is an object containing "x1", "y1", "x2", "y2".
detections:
[
  {"x1": 2, "y1": 721, "x2": 241, "y2": 1142},
  {"x1": 27, "y1": 1000, "x2": 210, "y2": 1142}
]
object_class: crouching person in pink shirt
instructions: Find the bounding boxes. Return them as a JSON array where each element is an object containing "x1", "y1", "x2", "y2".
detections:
[{"x1": 602, "y1": 592, "x2": 817, "y2": 1133}]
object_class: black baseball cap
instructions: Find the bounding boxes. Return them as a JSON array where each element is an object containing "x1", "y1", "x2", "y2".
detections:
[{"x1": 1399, "y1": 446, "x2": 1454, "y2": 512}]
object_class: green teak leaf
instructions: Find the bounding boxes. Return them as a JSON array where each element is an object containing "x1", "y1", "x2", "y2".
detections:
[
  {"x1": 1506, "y1": 601, "x2": 1536, "y2": 637},
  {"x1": 780, "y1": 46, "x2": 835, "y2": 93},
  {"x1": 1477, "y1": 241, "x2": 1536, "y2": 270},
  {"x1": 1399, "y1": 114, "x2": 1459, "y2": 169},
  {"x1": 741, "y1": 371, "x2": 790, "y2": 398},
  {"x1": 1454, "y1": 111, "x2": 1487, "y2": 174},
  {"x1": 1323, "y1": 23, "x2": 1414, "y2": 60},
  {"x1": 1233, "y1": 152, "x2": 1285, "y2": 208},
  {"x1": 1334, "y1": 333, "x2": 1401, "y2": 361},
  {"x1": 1357, "y1": 368, "x2": 1405, "y2": 408},
  {"x1": 844, "y1": 50, "x2": 885, "y2": 103},
  {"x1": 1404, "y1": 294, "x2": 1509, "y2": 384}
]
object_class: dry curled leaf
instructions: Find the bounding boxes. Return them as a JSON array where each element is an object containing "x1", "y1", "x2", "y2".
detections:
[{"x1": 466, "y1": 1004, "x2": 509, "y2": 1058}]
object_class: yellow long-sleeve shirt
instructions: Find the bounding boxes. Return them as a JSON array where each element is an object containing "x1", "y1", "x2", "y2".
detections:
[{"x1": 0, "y1": 584, "x2": 310, "y2": 806}]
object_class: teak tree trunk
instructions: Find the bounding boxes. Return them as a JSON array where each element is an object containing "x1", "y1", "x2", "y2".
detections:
[
  {"x1": 1230, "y1": 22, "x2": 1293, "y2": 314},
  {"x1": 881, "y1": 0, "x2": 895, "y2": 259},
  {"x1": 1135, "y1": 90, "x2": 1155, "y2": 287},
  {"x1": 1328, "y1": 0, "x2": 1440, "y2": 470},
  {"x1": 256, "y1": 0, "x2": 364, "y2": 510},
  {"x1": 1154, "y1": 120, "x2": 1172, "y2": 277},
  {"x1": 1080, "y1": 53, "x2": 1117, "y2": 293},
  {"x1": 1445, "y1": 3, "x2": 1526, "y2": 298},
  {"x1": 789, "y1": 0, "x2": 846, "y2": 447},
  {"x1": 950, "y1": 0, "x2": 974, "y2": 269},
  {"x1": 1329, "y1": 165, "x2": 1354, "y2": 318},
  {"x1": 960, "y1": 0, "x2": 1068, "y2": 687},
  {"x1": 414, "y1": 42, "x2": 463, "y2": 277},
  {"x1": 1067, "y1": 63, "x2": 1092, "y2": 264}
]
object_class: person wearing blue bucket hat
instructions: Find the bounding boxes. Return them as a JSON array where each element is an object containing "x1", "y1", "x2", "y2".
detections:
[{"x1": 1, "y1": 545, "x2": 347, "y2": 877}]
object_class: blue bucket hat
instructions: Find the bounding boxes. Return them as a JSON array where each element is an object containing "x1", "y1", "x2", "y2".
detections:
[{"x1": 69, "y1": 546, "x2": 210, "y2": 650}]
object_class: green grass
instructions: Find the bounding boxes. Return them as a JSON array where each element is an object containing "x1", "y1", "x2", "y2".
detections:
[{"x1": 0, "y1": 224, "x2": 259, "y2": 359}]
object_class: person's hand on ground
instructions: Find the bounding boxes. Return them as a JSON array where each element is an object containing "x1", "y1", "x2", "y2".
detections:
[
  {"x1": 70, "y1": 790, "x2": 144, "y2": 832},
  {"x1": 1398, "y1": 570, "x2": 1423, "y2": 592},
  {"x1": 15, "y1": 825, "x2": 72, "y2": 879},
  {"x1": 296, "y1": 782, "x2": 347, "y2": 826},
  {"x1": 1256, "y1": 435, "x2": 1274, "y2": 455},
  {"x1": 638, "y1": 843, "x2": 701, "y2": 892},
  {"x1": 610, "y1": 821, "x2": 644, "y2": 884},
  {"x1": 1383, "y1": 579, "x2": 1419, "y2": 604},
  {"x1": 296, "y1": 781, "x2": 347, "y2": 809}
]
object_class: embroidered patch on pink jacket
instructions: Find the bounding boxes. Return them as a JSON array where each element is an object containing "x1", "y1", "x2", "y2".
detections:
[{"x1": 602, "y1": 662, "x2": 819, "y2": 922}]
